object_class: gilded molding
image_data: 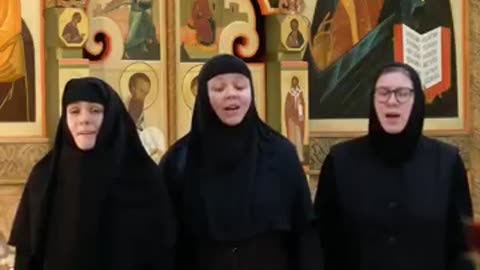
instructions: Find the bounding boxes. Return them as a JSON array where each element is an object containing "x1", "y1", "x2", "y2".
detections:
[
  {"x1": 0, "y1": 143, "x2": 49, "y2": 184},
  {"x1": 468, "y1": 0, "x2": 480, "y2": 220},
  {"x1": 166, "y1": 0, "x2": 177, "y2": 144}
]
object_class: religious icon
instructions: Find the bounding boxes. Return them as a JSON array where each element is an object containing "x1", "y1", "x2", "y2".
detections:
[
  {"x1": 127, "y1": 72, "x2": 151, "y2": 128},
  {"x1": 0, "y1": 0, "x2": 36, "y2": 122},
  {"x1": 285, "y1": 18, "x2": 305, "y2": 48},
  {"x1": 59, "y1": 8, "x2": 88, "y2": 47},
  {"x1": 93, "y1": 0, "x2": 160, "y2": 60},
  {"x1": 124, "y1": 71, "x2": 166, "y2": 163},
  {"x1": 61, "y1": 12, "x2": 85, "y2": 44},
  {"x1": 284, "y1": 75, "x2": 305, "y2": 160},
  {"x1": 187, "y1": 0, "x2": 216, "y2": 46}
]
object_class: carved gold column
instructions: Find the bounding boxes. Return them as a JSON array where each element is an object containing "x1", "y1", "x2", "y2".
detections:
[
  {"x1": 469, "y1": 0, "x2": 480, "y2": 220},
  {"x1": 166, "y1": 0, "x2": 177, "y2": 145}
]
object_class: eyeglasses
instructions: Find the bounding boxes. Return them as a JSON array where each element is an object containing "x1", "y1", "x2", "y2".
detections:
[{"x1": 374, "y1": 87, "x2": 414, "y2": 104}]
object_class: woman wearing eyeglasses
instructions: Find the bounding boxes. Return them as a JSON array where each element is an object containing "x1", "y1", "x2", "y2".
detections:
[{"x1": 314, "y1": 63, "x2": 474, "y2": 270}]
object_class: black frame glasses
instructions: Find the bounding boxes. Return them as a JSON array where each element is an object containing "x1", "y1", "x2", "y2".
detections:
[{"x1": 374, "y1": 87, "x2": 414, "y2": 104}]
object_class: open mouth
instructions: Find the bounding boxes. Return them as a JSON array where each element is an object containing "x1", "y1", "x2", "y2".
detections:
[
  {"x1": 385, "y1": 113, "x2": 400, "y2": 119},
  {"x1": 224, "y1": 105, "x2": 240, "y2": 111}
]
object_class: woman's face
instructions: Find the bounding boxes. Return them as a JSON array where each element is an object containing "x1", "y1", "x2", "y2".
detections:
[
  {"x1": 66, "y1": 101, "x2": 104, "y2": 150},
  {"x1": 374, "y1": 71, "x2": 415, "y2": 134},
  {"x1": 207, "y1": 73, "x2": 252, "y2": 126}
]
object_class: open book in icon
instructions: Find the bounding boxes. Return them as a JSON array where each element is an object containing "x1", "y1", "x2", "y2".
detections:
[{"x1": 394, "y1": 24, "x2": 451, "y2": 103}]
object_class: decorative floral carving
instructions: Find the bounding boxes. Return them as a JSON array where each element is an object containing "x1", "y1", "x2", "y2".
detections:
[{"x1": 0, "y1": 143, "x2": 49, "y2": 181}]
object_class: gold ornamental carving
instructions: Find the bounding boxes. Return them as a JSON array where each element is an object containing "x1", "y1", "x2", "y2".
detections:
[
  {"x1": 468, "y1": 0, "x2": 480, "y2": 220},
  {"x1": 0, "y1": 143, "x2": 49, "y2": 183}
]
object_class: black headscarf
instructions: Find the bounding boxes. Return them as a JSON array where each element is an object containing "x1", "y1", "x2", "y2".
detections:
[
  {"x1": 368, "y1": 62, "x2": 425, "y2": 163},
  {"x1": 184, "y1": 54, "x2": 267, "y2": 241},
  {"x1": 9, "y1": 77, "x2": 175, "y2": 269}
]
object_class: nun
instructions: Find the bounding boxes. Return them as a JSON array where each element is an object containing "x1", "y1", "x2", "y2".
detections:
[
  {"x1": 314, "y1": 63, "x2": 474, "y2": 270},
  {"x1": 9, "y1": 77, "x2": 176, "y2": 270},
  {"x1": 159, "y1": 54, "x2": 318, "y2": 270}
]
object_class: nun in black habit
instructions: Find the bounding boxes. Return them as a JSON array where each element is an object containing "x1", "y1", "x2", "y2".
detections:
[
  {"x1": 314, "y1": 63, "x2": 474, "y2": 270},
  {"x1": 8, "y1": 77, "x2": 176, "y2": 270},
  {"x1": 158, "y1": 54, "x2": 318, "y2": 270}
]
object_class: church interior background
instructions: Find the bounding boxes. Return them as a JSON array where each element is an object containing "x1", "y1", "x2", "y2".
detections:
[{"x1": 1, "y1": 0, "x2": 480, "y2": 267}]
